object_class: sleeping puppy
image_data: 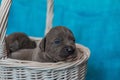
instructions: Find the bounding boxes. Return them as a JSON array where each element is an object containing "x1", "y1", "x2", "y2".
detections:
[
  {"x1": 6, "y1": 32, "x2": 36, "y2": 57},
  {"x1": 10, "y1": 26, "x2": 77, "y2": 62}
]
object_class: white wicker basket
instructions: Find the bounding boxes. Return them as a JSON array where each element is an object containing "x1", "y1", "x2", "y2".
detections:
[{"x1": 0, "y1": 0, "x2": 90, "y2": 80}]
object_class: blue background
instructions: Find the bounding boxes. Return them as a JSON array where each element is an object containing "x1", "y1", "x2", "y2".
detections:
[{"x1": 1, "y1": 0, "x2": 120, "y2": 80}]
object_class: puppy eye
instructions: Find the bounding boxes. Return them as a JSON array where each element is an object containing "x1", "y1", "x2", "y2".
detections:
[
  {"x1": 54, "y1": 39, "x2": 61, "y2": 44},
  {"x1": 73, "y1": 39, "x2": 75, "y2": 42}
]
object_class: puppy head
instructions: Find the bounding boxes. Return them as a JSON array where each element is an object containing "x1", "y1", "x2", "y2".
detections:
[
  {"x1": 20, "y1": 37, "x2": 36, "y2": 49},
  {"x1": 39, "y1": 26, "x2": 77, "y2": 62},
  {"x1": 6, "y1": 32, "x2": 36, "y2": 53}
]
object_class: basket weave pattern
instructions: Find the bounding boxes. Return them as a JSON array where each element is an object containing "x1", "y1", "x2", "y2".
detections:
[
  {"x1": 0, "y1": 63, "x2": 86, "y2": 80},
  {"x1": 0, "y1": 43, "x2": 7, "y2": 59}
]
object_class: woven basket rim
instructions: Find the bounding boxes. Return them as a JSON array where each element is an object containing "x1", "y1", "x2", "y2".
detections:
[{"x1": 0, "y1": 37, "x2": 90, "y2": 70}]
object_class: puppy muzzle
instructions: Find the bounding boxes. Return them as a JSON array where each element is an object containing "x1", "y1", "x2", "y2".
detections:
[
  {"x1": 59, "y1": 46, "x2": 75, "y2": 58},
  {"x1": 64, "y1": 46, "x2": 75, "y2": 54}
]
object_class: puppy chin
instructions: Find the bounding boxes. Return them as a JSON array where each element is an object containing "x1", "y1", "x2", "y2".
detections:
[
  {"x1": 56, "y1": 53, "x2": 77, "y2": 62},
  {"x1": 67, "y1": 51, "x2": 78, "y2": 62},
  {"x1": 64, "y1": 50, "x2": 77, "y2": 62},
  {"x1": 65, "y1": 54, "x2": 77, "y2": 62},
  {"x1": 65, "y1": 56, "x2": 77, "y2": 62}
]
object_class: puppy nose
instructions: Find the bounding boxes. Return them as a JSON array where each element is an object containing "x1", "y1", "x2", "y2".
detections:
[{"x1": 65, "y1": 46, "x2": 75, "y2": 54}]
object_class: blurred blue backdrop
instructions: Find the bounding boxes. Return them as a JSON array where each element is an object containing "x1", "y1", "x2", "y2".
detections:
[{"x1": 1, "y1": 0, "x2": 120, "y2": 80}]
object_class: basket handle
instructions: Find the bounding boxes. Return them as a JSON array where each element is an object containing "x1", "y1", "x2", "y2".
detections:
[
  {"x1": 45, "y1": 0, "x2": 54, "y2": 35},
  {"x1": 0, "y1": 0, "x2": 11, "y2": 59},
  {"x1": 0, "y1": 0, "x2": 53, "y2": 59}
]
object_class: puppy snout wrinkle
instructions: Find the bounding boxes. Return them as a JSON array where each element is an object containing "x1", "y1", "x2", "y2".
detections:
[{"x1": 64, "y1": 46, "x2": 75, "y2": 54}]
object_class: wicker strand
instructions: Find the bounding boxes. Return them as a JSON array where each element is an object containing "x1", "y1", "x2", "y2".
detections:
[
  {"x1": 0, "y1": 0, "x2": 11, "y2": 59},
  {"x1": 0, "y1": 0, "x2": 11, "y2": 43},
  {"x1": 45, "y1": 0, "x2": 54, "y2": 35},
  {"x1": 1, "y1": 5, "x2": 10, "y2": 43},
  {"x1": 0, "y1": 0, "x2": 11, "y2": 25}
]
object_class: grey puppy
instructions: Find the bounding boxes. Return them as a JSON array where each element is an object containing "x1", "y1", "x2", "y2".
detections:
[
  {"x1": 6, "y1": 32, "x2": 36, "y2": 57},
  {"x1": 10, "y1": 26, "x2": 77, "y2": 62}
]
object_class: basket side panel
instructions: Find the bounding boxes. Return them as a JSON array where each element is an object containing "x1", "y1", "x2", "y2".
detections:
[{"x1": 0, "y1": 62, "x2": 87, "y2": 80}]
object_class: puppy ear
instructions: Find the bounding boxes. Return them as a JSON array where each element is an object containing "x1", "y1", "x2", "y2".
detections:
[{"x1": 39, "y1": 37, "x2": 46, "y2": 52}]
